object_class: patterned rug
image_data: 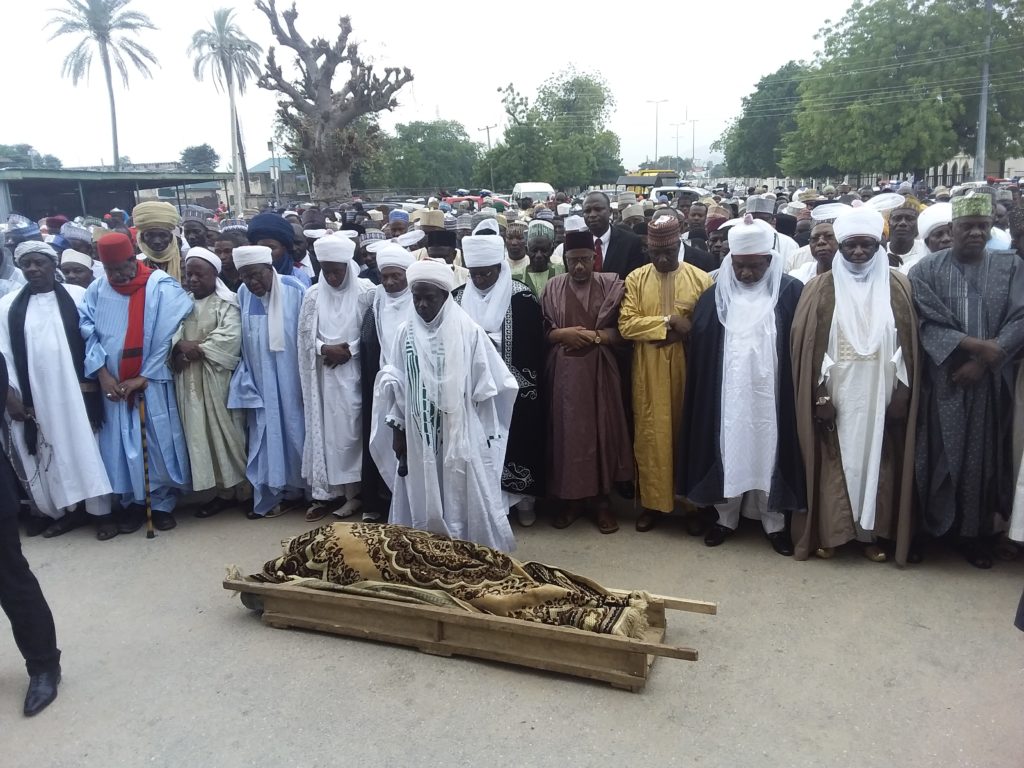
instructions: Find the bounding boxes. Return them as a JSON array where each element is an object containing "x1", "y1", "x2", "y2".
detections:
[{"x1": 248, "y1": 522, "x2": 648, "y2": 638}]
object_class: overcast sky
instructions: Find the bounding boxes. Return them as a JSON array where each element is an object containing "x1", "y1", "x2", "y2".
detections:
[{"x1": 4, "y1": 0, "x2": 856, "y2": 174}]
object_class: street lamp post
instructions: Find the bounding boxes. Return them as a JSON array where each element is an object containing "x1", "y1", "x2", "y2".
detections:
[
  {"x1": 267, "y1": 140, "x2": 278, "y2": 205},
  {"x1": 646, "y1": 99, "x2": 668, "y2": 164}
]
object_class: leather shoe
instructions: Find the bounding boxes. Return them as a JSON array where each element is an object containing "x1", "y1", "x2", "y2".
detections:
[
  {"x1": 117, "y1": 506, "x2": 144, "y2": 534},
  {"x1": 152, "y1": 511, "x2": 177, "y2": 531},
  {"x1": 768, "y1": 531, "x2": 794, "y2": 556},
  {"x1": 704, "y1": 524, "x2": 733, "y2": 547},
  {"x1": 24, "y1": 668, "x2": 60, "y2": 717}
]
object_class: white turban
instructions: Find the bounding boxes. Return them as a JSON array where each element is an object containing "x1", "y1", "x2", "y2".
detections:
[
  {"x1": 397, "y1": 230, "x2": 425, "y2": 249},
  {"x1": 376, "y1": 244, "x2": 415, "y2": 271},
  {"x1": 461, "y1": 235, "x2": 505, "y2": 268},
  {"x1": 59, "y1": 250, "x2": 93, "y2": 269},
  {"x1": 563, "y1": 215, "x2": 587, "y2": 233},
  {"x1": 14, "y1": 241, "x2": 58, "y2": 264},
  {"x1": 315, "y1": 235, "x2": 355, "y2": 264},
  {"x1": 833, "y1": 208, "x2": 884, "y2": 244},
  {"x1": 918, "y1": 202, "x2": 953, "y2": 241},
  {"x1": 727, "y1": 214, "x2": 776, "y2": 255},
  {"x1": 407, "y1": 260, "x2": 455, "y2": 292},
  {"x1": 472, "y1": 219, "x2": 500, "y2": 236},
  {"x1": 232, "y1": 245, "x2": 273, "y2": 270}
]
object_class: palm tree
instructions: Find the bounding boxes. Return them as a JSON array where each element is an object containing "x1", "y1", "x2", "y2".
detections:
[
  {"x1": 189, "y1": 8, "x2": 263, "y2": 214},
  {"x1": 48, "y1": 0, "x2": 159, "y2": 171}
]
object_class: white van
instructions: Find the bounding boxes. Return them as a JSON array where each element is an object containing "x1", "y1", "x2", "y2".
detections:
[{"x1": 512, "y1": 182, "x2": 555, "y2": 206}]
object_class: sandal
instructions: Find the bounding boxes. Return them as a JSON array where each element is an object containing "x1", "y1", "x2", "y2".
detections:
[
  {"x1": 815, "y1": 547, "x2": 835, "y2": 559},
  {"x1": 95, "y1": 514, "x2": 118, "y2": 541},
  {"x1": 595, "y1": 504, "x2": 619, "y2": 535},
  {"x1": 862, "y1": 544, "x2": 888, "y2": 563},
  {"x1": 304, "y1": 500, "x2": 332, "y2": 522},
  {"x1": 552, "y1": 501, "x2": 584, "y2": 530},
  {"x1": 334, "y1": 496, "x2": 363, "y2": 519}
]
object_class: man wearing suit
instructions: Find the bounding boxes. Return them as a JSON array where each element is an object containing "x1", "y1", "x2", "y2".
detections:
[
  {"x1": 0, "y1": 355, "x2": 61, "y2": 716},
  {"x1": 582, "y1": 192, "x2": 648, "y2": 279}
]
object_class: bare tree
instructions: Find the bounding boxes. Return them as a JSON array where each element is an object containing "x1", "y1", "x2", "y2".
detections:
[{"x1": 255, "y1": 0, "x2": 413, "y2": 201}]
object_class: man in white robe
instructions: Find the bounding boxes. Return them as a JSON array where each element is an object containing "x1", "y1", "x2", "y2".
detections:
[
  {"x1": 373, "y1": 260, "x2": 518, "y2": 551},
  {"x1": 298, "y1": 234, "x2": 374, "y2": 521},
  {"x1": 0, "y1": 242, "x2": 113, "y2": 539}
]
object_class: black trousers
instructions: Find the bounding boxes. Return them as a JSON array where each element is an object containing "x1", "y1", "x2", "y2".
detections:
[{"x1": 0, "y1": 456, "x2": 60, "y2": 676}]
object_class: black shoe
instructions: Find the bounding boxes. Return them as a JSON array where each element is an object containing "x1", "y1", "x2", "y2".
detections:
[
  {"x1": 704, "y1": 524, "x2": 733, "y2": 547},
  {"x1": 117, "y1": 506, "x2": 144, "y2": 534},
  {"x1": 24, "y1": 668, "x2": 60, "y2": 717},
  {"x1": 614, "y1": 481, "x2": 635, "y2": 500},
  {"x1": 768, "y1": 531, "x2": 794, "y2": 556},
  {"x1": 24, "y1": 516, "x2": 49, "y2": 537},
  {"x1": 152, "y1": 511, "x2": 177, "y2": 531}
]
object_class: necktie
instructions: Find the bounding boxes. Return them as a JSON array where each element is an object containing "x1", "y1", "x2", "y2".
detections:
[{"x1": 594, "y1": 237, "x2": 604, "y2": 272}]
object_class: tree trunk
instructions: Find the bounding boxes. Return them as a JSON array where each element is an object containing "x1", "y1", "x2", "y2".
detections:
[
  {"x1": 227, "y1": 81, "x2": 244, "y2": 214},
  {"x1": 100, "y1": 45, "x2": 120, "y2": 171},
  {"x1": 310, "y1": 159, "x2": 352, "y2": 202},
  {"x1": 236, "y1": 115, "x2": 251, "y2": 195}
]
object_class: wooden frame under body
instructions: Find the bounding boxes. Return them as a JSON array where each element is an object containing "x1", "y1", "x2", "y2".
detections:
[{"x1": 223, "y1": 579, "x2": 717, "y2": 692}]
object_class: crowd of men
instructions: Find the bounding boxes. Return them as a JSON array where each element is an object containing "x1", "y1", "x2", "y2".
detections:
[{"x1": 0, "y1": 178, "x2": 1023, "y2": 715}]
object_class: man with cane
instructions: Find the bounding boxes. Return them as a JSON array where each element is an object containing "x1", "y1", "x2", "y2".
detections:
[
  {"x1": 0, "y1": 354, "x2": 61, "y2": 715},
  {"x1": 80, "y1": 233, "x2": 193, "y2": 533}
]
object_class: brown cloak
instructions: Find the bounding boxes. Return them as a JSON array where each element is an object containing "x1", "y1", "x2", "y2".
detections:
[{"x1": 790, "y1": 271, "x2": 921, "y2": 565}]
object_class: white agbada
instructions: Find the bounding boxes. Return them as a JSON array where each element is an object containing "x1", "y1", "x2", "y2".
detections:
[
  {"x1": 824, "y1": 210, "x2": 908, "y2": 533},
  {"x1": 372, "y1": 262, "x2": 518, "y2": 552},
  {"x1": 0, "y1": 284, "x2": 112, "y2": 517},
  {"x1": 297, "y1": 236, "x2": 374, "y2": 499},
  {"x1": 717, "y1": 219, "x2": 784, "y2": 498}
]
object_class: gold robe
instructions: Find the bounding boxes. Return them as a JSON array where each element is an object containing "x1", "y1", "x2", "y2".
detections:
[{"x1": 619, "y1": 263, "x2": 712, "y2": 512}]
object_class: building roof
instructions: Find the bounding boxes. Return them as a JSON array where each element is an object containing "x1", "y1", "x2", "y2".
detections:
[
  {"x1": 0, "y1": 168, "x2": 231, "y2": 188},
  {"x1": 249, "y1": 156, "x2": 295, "y2": 173}
]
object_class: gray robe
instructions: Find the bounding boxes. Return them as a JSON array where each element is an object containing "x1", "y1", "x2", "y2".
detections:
[{"x1": 908, "y1": 248, "x2": 1024, "y2": 538}]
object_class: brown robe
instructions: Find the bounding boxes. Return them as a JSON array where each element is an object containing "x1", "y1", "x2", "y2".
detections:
[
  {"x1": 542, "y1": 273, "x2": 634, "y2": 499},
  {"x1": 790, "y1": 271, "x2": 921, "y2": 565}
]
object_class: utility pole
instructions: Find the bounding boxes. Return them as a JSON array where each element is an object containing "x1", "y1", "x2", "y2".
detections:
[
  {"x1": 647, "y1": 100, "x2": 668, "y2": 163},
  {"x1": 479, "y1": 124, "x2": 497, "y2": 192},
  {"x1": 670, "y1": 123, "x2": 684, "y2": 173},
  {"x1": 687, "y1": 118, "x2": 699, "y2": 176},
  {"x1": 973, "y1": 0, "x2": 994, "y2": 181},
  {"x1": 267, "y1": 140, "x2": 278, "y2": 205}
]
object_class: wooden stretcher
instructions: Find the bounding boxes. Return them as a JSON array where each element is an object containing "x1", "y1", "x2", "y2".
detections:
[{"x1": 223, "y1": 578, "x2": 717, "y2": 692}]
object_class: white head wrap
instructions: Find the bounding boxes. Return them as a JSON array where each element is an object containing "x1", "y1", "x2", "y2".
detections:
[
  {"x1": 59, "y1": 249, "x2": 93, "y2": 269},
  {"x1": 460, "y1": 235, "x2": 512, "y2": 338},
  {"x1": 407, "y1": 260, "x2": 455, "y2": 292},
  {"x1": 315, "y1": 235, "x2": 355, "y2": 264},
  {"x1": 14, "y1": 241, "x2": 58, "y2": 265},
  {"x1": 233, "y1": 245, "x2": 285, "y2": 352},
  {"x1": 918, "y1": 202, "x2": 953, "y2": 244},
  {"x1": 727, "y1": 214, "x2": 776, "y2": 256},
  {"x1": 397, "y1": 230, "x2": 425, "y2": 249},
  {"x1": 811, "y1": 203, "x2": 852, "y2": 223},
  {"x1": 563, "y1": 215, "x2": 587, "y2": 233},
  {"x1": 185, "y1": 247, "x2": 238, "y2": 306},
  {"x1": 833, "y1": 208, "x2": 884, "y2": 244},
  {"x1": 831, "y1": 239, "x2": 893, "y2": 357},
  {"x1": 376, "y1": 244, "x2": 416, "y2": 271},
  {"x1": 472, "y1": 219, "x2": 500, "y2": 236}
]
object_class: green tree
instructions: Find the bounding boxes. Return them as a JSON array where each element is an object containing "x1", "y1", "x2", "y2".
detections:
[
  {"x1": 189, "y1": 7, "x2": 263, "y2": 210},
  {"x1": 639, "y1": 156, "x2": 694, "y2": 173},
  {"x1": 379, "y1": 121, "x2": 480, "y2": 191},
  {"x1": 255, "y1": 0, "x2": 413, "y2": 201},
  {"x1": 48, "y1": 0, "x2": 159, "y2": 171},
  {"x1": 713, "y1": 61, "x2": 807, "y2": 178},
  {"x1": 781, "y1": 0, "x2": 1024, "y2": 178},
  {"x1": 0, "y1": 144, "x2": 62, "y2": 169},
  {"x1": 482, "y1": 69, "x2": 624, "y2": 190},
  {"x1": 179, "y1": 144, "x2": 220, "y2": 172}
]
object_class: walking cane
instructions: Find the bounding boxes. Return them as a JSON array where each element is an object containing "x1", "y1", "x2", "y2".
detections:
[{"x1": 137, "y1": 395, "x2": 156, "y2": 539}]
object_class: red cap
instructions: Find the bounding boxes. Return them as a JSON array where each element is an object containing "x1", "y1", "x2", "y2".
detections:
[{"x1": 96, "y1": 233, "x2": 136, "y2": 264}]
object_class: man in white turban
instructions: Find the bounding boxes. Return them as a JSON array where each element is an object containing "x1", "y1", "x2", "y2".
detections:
[
  {"x1": 172, "y1": 248, "x2": 247, "y2": 517},
  {"x1": 453, "y1": 234, "x2": 546, "y2": 527},
  {"x1": 372, "y1": 260, "x2": 519, "y2": 551},
  {"x1": 917, "y1": 202, "x2": 953, "y2": 255},
  {"x1": 298, "y1": 235, "x2": 375, "y2": 521},
  {"x1": 791, "y1": 208, "x2": 921, "y2": 564},
  {"x1": 680, "y1": 215, "x2": 804, "y2": 555},
  {"x1": 227, "y1": 245, "x2": 307, "y2": 518}
]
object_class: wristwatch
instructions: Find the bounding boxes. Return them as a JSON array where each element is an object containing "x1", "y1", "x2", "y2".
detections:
[
  {"x1": 594, "y1": 331, "x2": 602, "y2": 345},
  {"x1": 663, "y1": 315, "x2": 671, "y2": 329}
]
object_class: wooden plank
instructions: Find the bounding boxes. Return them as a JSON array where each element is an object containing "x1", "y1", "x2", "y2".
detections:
[
  {"x1": 224, "y1": 580, "x2": 698, "y2": 660},
  {"x1": 608, "y1": 589, "x2": 719, "y2": 615}
]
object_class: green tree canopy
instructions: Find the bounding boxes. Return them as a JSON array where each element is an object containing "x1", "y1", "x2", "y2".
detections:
[
  {"x1": 377, "y1": 121, "x2": 480, "y2": 190},
  {"x1": 0, "y1": 144, "x2": 62, "y2": 169},
  {"x1": 179, "y1": 143, "x2": 220, "y2": 172},
  {"x1": 781, "y1": 0, "x2": 1024, "y2": 177},
  {"x1": 478, "y1": 68, "x2": 624, "y2": 190},
  {"x1": 639, "y1": 156, "x2": 694, "y2": 173},
  {"x1": 714, "y1": 61, "x2": 808, "y2": 178}
]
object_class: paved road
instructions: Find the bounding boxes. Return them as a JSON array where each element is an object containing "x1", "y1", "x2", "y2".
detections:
[{"x1": 1, "y1": 508, "x2": 1021, "y2": 768}]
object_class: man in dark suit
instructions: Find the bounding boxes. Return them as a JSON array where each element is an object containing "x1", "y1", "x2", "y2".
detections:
[
  {"x1": 582, "y1": 192, "x2": 648, "y2": 279},
  {"x1": 0, "y1": 355, "x2": 61, "y2": 716}
]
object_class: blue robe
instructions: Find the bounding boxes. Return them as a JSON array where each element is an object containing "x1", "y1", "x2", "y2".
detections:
[
  {"x1": 80, "y1": 271, "x2": 193, "y2": 512},
  {"x1": 228, "y1": 276, "x2": 307, "y2": 515}
]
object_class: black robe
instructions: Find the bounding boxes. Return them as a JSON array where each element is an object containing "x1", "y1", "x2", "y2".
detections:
[
  {"x1": 359, "y1": 305, "x2": 388, "y2": 519},
  {"x1": 453, "y1": 281, "x2": 547, "y2": 498},
  {"x1": 678, "y1": 275, "x2": 806, "y2": 512}
]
